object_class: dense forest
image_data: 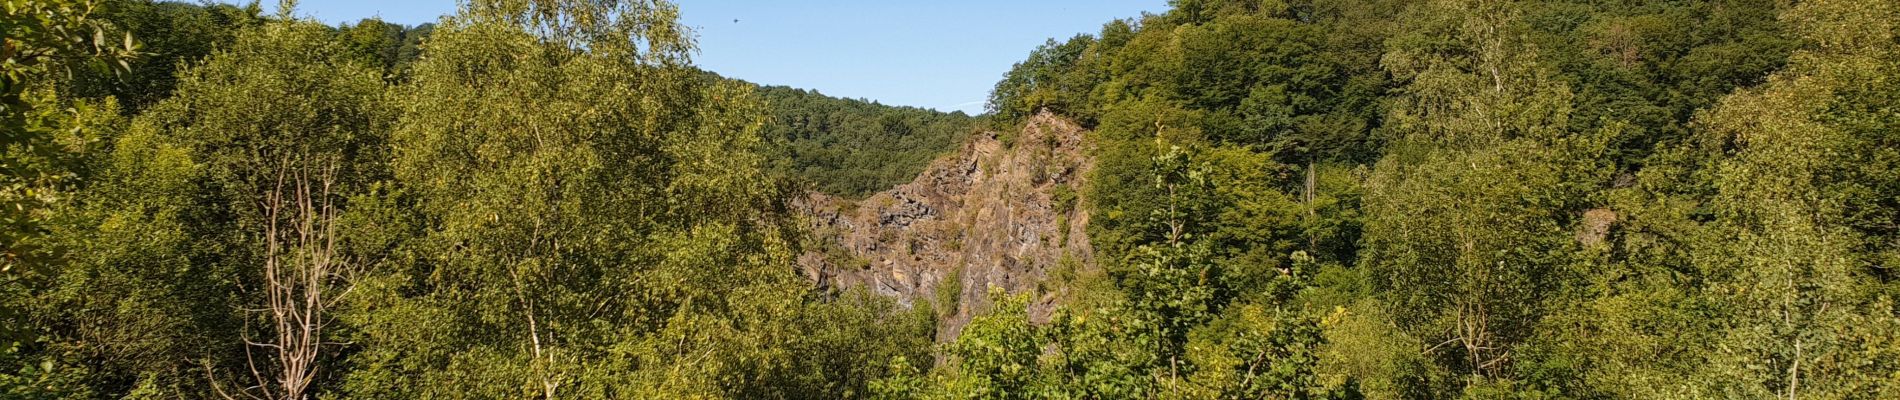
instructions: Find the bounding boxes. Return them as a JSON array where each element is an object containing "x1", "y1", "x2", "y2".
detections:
[
  {"x1": 750, "y1": 85, "x2": 974, "y2": 197},
  {"x1": 2, "y1": 0, "x2": 1897, "y2": 399}
]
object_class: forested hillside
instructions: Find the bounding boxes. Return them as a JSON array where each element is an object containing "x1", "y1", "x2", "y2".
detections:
[
  {"x1": 2, "y1": 0, "x2": 938, "y2": 398},
  {"x1": 2, "y1": 0, "x2": 1897, "y2": 399},
  {"x1": 882, "y1": 0, "x2": 1899, "y2": 398},
  {"x1": 752, "y1": 85, "x2": 975, "y2": 197}
]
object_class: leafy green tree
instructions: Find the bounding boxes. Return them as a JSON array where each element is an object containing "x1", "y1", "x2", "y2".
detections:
[
  {"x1": 338, "y1": 1, "x2": 931, "y2": 397},
  {"x1": 1680, "y1": 0, "x2": 1900, "y2": 396},
  {"x1": 32, "y1": 14, "x2": 389, "y2": 397},
  {"x1": 1034, "y1": 303, "x2": 1164, "y2": 399},
  {"x1": 68, "y1": 0, "x2": 264, "y2": 112},
  {"x1": 937, "y1": 291, "x2": 1047, "y2": 399},
  {"x1": 1361, "y1": 0, "x2": 1612, "y2": 392},
  {"x1": 1117, "y1": 145, "x2": 1225, "y2": 354},
  {"x1": 1, "y1": 0, "x2": 137, "y2": 279},
  {"x1": 1182, "y1": 303, "x2": 1346, "y2": 400},
  {"x1": 1512, "y1": 1, "x2": 1900, "y2": 398},
  {"x1": 1519, "y1": 0, "x2": 1795, "y2": 168},
  {"x1": 0, "y1": 1, "x2": 135, "y2": 395},
  {"x1": 335, "y1": 18, "x2": 434, "y2": 78},
  {"x1": 920, "y1": 140, "x2": 1350, "y2": 399},
  {"x1": 989, "y1": 35, "x2": 1098, "y2": 122},
  {"x1": 351, "y1": 4, "x2": 749, "y2": 395},
  {"x1": 8, "y1": 0, "x2": 1896, "y2": 398}
]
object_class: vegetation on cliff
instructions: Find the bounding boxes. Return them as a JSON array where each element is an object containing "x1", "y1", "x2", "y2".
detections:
[
  {"x1": 888, "y1": 0, "x2": 1900, "y2": 398},
  {"x1": 3, "y1": 0, "x2": 1898, "y2": 399}
]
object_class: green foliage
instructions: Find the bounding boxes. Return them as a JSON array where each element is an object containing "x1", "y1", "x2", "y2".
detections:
[
  {"x1": 67, "y1": 0, "x2": 264, "y2": 112},
  {"x1": 6, "y1": 0, "x2": 1900, "y2": 398},
  {"x1": 989, "y1": 0, "x2": 1389, "y2": 164},
  {"x1": 905, "y1": 136, "x2": 1350, "y2": 397},
  {"x1": 0, "y1": 1, "x2": 137, "y2": 395},
  {"x1": 7, "y1": 0, "x2": 939, "y2": 398},
  {"x1": 1519, "y1": 0, "x2": 1795, "y2": 167},
  {"x1": 941, "y1": 291, "x2": 1047, "y2": 399},
  {"x1": 989, "y1": 35, "x2": 1098, "y2": 122},
  {"x1": 1, "y1": 0, "x2": 137, "y2": 276},
  {"x1": 1119, "y1": 145, "x2": 1219, "y2": 302},
  {"x1": 336, "y1": 3, "x2": 933, "y2": 395},
  {"x1": 1182, "y1": 303, "x2": 1349, "y2": 400},
  {"x1": 1680, "y1": 0, "x2": 1900, "y2": 396},
  {"x1": 753, "y1": 84, "x2": 974, "y2": 197},
  {"x1": 948, "y1": 0, "x2": 1896, "y2": 398},
  {"x1": 27, "y1": 16, "x2": 390, "y2": 398},
  {"x1": 0, "y1": 96, "x2": 120, "y2": 399},
  {"x1": 0, "y1": 0, "x2": 138, "y2": 109},
  {"x1": 329, "y1": 18, "x2": 434, "y2": 82},
  {"x1": 334, "y1": 18, "x2": 432, "y2": 77},
  {"x1": 1358, "y1": 0, "x2": 1618, "y2": 390}
]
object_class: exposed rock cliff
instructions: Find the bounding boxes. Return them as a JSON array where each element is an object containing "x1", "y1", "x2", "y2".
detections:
[{"x1": 795, "y1": 112, "x2": 1095, "y2": 340}]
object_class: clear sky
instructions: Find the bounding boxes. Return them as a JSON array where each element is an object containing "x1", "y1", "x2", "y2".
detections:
[{"x1": 246, "y1": 0, "x2": 1170, "y2": 114}]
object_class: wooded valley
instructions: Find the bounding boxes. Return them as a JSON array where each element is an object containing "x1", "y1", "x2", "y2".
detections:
[{"x1": 3, "y1": 0, "x2": 1897, "y2": 398}]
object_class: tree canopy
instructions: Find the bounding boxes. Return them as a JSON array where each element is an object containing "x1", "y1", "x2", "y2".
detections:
[{"x1": 3, "y1": 0, "x2": 1897, "y2": 398}]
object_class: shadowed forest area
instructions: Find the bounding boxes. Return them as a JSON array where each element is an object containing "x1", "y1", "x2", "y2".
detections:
[{"x1": 3, "y1": 0, "x2": 1898, "y2": 399}]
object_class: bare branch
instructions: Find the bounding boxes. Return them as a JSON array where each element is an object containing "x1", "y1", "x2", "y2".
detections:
[{"x1": 239, "y1": 154, "x2": 354, "y2": 400}]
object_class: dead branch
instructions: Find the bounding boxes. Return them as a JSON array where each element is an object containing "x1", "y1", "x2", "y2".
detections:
[{"x1": 234, "y1": 154, "x2": 352, "y2": 400}]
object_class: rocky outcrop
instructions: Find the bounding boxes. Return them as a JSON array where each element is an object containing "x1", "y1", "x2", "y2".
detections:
[{"x1": 795, "y1": 112, "x2": 1095, "y2": 340}]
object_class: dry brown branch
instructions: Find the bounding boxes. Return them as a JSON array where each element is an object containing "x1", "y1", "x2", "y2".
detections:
[{"x1": 233, "y1": 155, "x2": 350, "y2": 400}]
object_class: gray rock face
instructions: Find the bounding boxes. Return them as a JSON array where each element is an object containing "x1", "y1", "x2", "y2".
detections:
[{"x1": 794, "y1": 112, "x2": 1096, "y2": 341}]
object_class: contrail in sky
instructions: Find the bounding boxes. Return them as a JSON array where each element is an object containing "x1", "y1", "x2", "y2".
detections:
[{"x1": 948, "y1": 100, "x2": 987, "y2": 112}]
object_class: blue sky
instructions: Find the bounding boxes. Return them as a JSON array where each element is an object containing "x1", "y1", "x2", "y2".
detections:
[{"x1": 249, "y1": 1, "x2": 1170, "y2": 114}]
